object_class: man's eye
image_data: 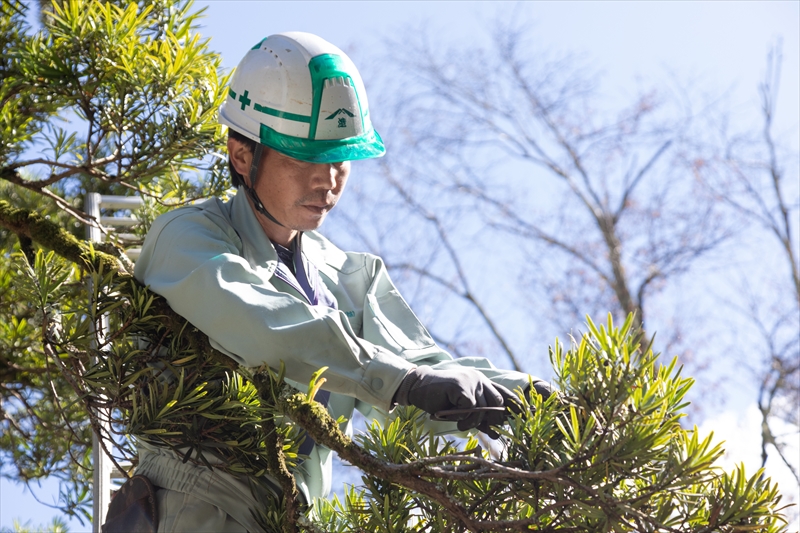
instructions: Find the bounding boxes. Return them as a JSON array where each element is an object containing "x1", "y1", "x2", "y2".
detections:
[{"x1": 289, "y1": 161, "x2": 313, "y2": 171}]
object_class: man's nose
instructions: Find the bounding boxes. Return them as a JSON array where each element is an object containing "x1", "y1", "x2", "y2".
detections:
[{"x1": 311, "y1": 164, "x2": 339, "y2": 189}]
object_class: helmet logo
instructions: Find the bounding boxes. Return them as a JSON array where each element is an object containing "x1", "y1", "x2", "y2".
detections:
[
  {"x1": 326, "y1": 108, "x2": 355, "y2": 129},
  {"x1": 238, "y1": 90, "x2": 252, "y2": 111}
]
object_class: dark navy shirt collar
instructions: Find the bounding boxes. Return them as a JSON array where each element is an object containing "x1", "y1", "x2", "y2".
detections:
[{"x1": 271, "y1": 234, "x2": 338, "y2": 310}]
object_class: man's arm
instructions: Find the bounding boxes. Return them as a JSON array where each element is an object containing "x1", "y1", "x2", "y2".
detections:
[{"x1": 134, "y1": 205, "x2": 414, "y2": 411}]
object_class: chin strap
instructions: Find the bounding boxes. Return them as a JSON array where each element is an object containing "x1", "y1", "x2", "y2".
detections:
[{"x1": 243, "y1": 143, "x2": 285, "y2": 228}]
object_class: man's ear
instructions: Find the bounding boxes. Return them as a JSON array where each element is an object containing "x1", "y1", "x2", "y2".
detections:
[{"x1": 227, "y1": 137, "x2": 253, "y2": 180}]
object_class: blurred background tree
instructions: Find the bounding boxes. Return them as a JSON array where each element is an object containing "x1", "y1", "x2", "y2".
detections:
[
  {"x1": 691, "y1": 41, "x2": 799, "y2": 487},
  {"x1": 328, "y1": 15, "x2": 798, "y2": 496}
]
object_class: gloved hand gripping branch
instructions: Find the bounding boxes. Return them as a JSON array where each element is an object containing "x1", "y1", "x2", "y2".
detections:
[
  {"x1": 393, "y1": 366, "x2": 519, "y2": 439},
  {"x1": 529, "y1": 379, "x2": 554, "y2": 400}
]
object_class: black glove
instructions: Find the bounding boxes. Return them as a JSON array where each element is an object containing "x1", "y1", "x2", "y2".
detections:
[
  {"x1": 393, "y1": 366, "x2": 517, "y2": 439},
  {"x1": 529, "y1": 379, "x2": 554, "y2": 400}
]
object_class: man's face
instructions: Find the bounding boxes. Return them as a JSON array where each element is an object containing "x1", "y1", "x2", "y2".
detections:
[
  {"x1": 255, "y1": 148, "x2": 351, "y2": 232},
  {"x1": 228, "y1": 138, "x2": 350, "y2": 244}
]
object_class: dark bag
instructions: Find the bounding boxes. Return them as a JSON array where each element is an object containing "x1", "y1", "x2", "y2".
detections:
[{"x1": 101, "y1": 474, "x2": 159, "y2": 533}]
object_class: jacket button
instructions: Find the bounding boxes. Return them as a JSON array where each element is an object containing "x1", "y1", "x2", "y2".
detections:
[{"x1": 371, "y1": 378, "x2": 384, "y2": 390}]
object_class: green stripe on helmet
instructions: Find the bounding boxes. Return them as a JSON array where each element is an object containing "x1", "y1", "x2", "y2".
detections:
[
  {"x1": 227, "y1": 88, "x2": 313, "y2": 123},
  {"x1": 253, "y1": 103, "x2": 312, "y2": 124},
  {"x1": 259, "y1": 123, "x2": 384, "y2": 163}
]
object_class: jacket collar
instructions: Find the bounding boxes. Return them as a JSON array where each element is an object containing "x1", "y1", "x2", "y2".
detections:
[
  {"x1": 230, "y1": 191, "x2": 279, "y2": 277},
  {"x1": 228, "y1": 189, "x2": 350, "y2": 279}
]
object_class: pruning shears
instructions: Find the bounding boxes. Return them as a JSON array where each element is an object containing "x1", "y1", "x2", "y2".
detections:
[{"x1": 432, "y1": 406, "x2": 507, "y2": 422}]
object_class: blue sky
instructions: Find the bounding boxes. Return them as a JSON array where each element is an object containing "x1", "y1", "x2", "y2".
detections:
[
  {"x1": 201, "y1": 1, "x2": 799, "y2": 144},
  {"x1": 1, "y1": 1, "x2": 798, "y2": 530}
]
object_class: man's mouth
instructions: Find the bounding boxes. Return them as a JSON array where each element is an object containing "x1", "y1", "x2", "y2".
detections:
[{"x1": 302, "y1": 203, "x2": 333, "y2": 214}]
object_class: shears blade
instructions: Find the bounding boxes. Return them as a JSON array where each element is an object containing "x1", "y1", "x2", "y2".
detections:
[{"x1": 432, "y1": 406, "x2": 506, "y2": 422}]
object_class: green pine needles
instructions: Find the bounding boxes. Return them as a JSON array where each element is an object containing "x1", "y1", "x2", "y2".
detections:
[
  {"x1": 18, "y1": 245, "x2": 790, "y2": 532},
  {"x1": 304, "y1": 316, "x2": 789, "y2": 532}
]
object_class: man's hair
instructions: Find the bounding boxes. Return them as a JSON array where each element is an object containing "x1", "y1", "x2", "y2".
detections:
[{"x1": 228, "y1": 129, "x2": 258, "y2": 188}]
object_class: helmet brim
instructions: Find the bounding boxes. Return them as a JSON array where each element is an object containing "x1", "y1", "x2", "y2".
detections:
[{"x1": 260, "y1": 123, "x2": 385, "y2": 163}]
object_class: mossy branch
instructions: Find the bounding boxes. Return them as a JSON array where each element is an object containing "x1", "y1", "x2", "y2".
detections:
[
  {"x1": 262, "y1": 415, "x2": 301, "y2": 533},
  {"x1": 1, "y1": 201, "x2": 238, "y2": 371},
  {"x1": 0, "y1": 199, "x2": 119, "y2": 272},
  {"x1": 277, "y1": 391, "x2": 481, "y2": 532}
]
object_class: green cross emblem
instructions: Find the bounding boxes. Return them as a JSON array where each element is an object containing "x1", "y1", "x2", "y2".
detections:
[{"x1": 238, "y1": 90, "x2": 252, "y2": 111}]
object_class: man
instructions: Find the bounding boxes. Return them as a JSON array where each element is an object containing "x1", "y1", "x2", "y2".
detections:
[{"x1": 129, "y1": 32, "x2": 550, "y2": 532}]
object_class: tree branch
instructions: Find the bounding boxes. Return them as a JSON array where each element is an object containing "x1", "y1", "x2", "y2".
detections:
[
  {"x1": 382, "y1": 163, "x2": 525, "y2": 372},
  {"x1": 278, "y1": 391, "x2": 482, "y2": 532}
]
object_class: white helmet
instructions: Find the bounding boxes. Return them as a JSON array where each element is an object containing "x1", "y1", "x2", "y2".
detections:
[{"x1": 219, "y1": 32, "x2": 385, "y2": 163}]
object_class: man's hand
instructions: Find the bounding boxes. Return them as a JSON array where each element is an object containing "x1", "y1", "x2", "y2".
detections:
[
  {"x1": 393, "y1": 366, "x2": 517, "y2": 439},
  {"x1": 530, "y1": 379, "x2": 554, "y2": 400}
]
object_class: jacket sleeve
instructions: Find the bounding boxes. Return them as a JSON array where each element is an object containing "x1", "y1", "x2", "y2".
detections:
[{"x1": 133, "y1": 207, "x2": 415, "y2": 411}]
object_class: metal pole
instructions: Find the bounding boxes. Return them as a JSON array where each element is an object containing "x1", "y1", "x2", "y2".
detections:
[{"x1": 85, "y1": 192, "x2": 113, "y2": 533}]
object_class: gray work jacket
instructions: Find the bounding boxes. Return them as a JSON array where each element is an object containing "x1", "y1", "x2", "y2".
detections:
[{"x1": 133, "y1": 190, "x2": 533, "y2": 502}]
